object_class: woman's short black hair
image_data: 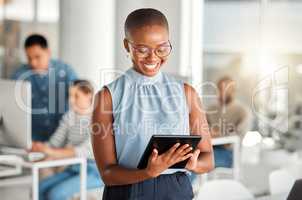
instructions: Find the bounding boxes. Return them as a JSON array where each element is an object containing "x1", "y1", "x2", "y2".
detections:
[
  {"x1": 124, "y1": 8, "x2": 169, "y2": 38},
  {"x1": 24, "y1": 34, "x2": 48, "y2": 49}
]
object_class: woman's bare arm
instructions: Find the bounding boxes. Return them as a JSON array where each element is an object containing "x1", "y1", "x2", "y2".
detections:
[
  {"x1": 91, "y1": 88, "x2": 152, "y2": 186},
  {"x1": 184, "y1": 83, "x2": 214, "y2": 174}
]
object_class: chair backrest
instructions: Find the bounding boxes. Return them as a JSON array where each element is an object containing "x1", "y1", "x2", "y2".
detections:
[
  {"x1": 269, "y1": 168, "x2": 297, "y2": 195},
  {"x1": 211, "y1": 135, "x2": 241, "y2": 180},
  {"x1": 196, "y1": 179, "x2": 254, "y2": 200}
]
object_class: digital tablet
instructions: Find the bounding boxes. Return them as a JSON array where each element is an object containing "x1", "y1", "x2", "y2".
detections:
[{"x1": 137, "y1": 135, "x2": 202, "y2": 169}]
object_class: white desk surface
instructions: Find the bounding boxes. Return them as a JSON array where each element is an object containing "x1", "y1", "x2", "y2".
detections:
[
  {"x1": 0, "y1": 157, "x2": 85, "y2": 187},
  {"x1": 21, "y1": 157, "x2": 85, "y2": 168}
]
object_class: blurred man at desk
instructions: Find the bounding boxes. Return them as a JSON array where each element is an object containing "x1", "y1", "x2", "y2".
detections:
[
  {"x1": 207, "y1": 76, "x2": 251, "y2": 167},
  {"x1": 11, "y1": 34, "x2": 78, "y2": 142}
]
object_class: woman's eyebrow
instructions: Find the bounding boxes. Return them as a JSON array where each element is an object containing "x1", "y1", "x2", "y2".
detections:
[{"x1": 158, "y1": 41, "x2": 170, "y2": 46}]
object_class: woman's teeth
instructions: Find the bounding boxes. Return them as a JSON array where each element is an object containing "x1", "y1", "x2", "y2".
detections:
[{"x1": 144, "y1": 64, "x2": 157, "y2": 69}]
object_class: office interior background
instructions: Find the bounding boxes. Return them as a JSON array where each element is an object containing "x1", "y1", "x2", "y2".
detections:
[{"x1": 0, "y1": 0, "x2": 301, "y2": 200}]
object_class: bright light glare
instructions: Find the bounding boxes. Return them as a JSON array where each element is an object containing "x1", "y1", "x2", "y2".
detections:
[
  {"x1": 259, "y1": 51, "x2": 277, "y2": 76},
  {"x1": 242, "y1": 131, "x2": 263, "y2": 147},
  {"x1": 296, "y1": 64, "x2": 302, "y2": 74},
  {"x1": 262, "y1": 137, "x2": 275, "y2": 148},
  {"x1": 242, "y1": 51, "x2": 277, "y2": 77}
]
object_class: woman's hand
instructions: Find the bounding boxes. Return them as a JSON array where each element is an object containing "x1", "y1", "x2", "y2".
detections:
[
  {"x1": 145, "y1": 143, "x2": 193, "y2": 178},
  {"x1": 185, "y1": 149, "x2": 201, "y2": 171}
]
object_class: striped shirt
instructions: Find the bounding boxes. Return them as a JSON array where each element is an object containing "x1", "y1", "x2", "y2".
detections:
[{"x1": 47, "y1": 110, "x2": 94, "y2": 159}]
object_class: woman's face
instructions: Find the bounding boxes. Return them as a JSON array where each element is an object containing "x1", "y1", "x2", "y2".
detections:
[{"x1": 125, "y1": 25, "x2": 170, "y2": 77}]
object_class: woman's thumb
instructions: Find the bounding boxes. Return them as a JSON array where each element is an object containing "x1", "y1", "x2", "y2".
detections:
[{"x1": 151, "y1": 149, "x2": 158, "y2": 161}]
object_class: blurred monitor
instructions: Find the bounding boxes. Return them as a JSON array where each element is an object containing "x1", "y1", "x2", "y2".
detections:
[{"x1": 0, "y1": 79, "x2": 31, "y2": 150}]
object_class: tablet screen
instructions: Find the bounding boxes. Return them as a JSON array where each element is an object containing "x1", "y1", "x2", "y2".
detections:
[{"x1": 137, "y1": 135, "x2": 202, "y2": 169}]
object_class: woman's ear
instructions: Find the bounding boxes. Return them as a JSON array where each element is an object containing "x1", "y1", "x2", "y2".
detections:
[{"x1": 123, "y1": 38, "x2": 130, "y2": 53}]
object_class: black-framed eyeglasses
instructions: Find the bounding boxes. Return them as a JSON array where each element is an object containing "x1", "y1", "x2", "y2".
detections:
[{"x1": 127, "y1": 40, "x2": 172, "y2": 58}]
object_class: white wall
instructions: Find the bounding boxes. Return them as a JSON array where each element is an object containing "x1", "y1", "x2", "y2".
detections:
[
  {"x1": 59, "y1": 0, "x2": 116, "y2": 89},
  {"x1": 114, "y1": 0, "x2": 144, "y2": 72},
  {"x1": 204, "y1": 1, "x2": 302, "y2": 54}
]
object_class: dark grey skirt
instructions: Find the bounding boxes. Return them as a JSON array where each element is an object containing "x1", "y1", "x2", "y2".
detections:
[{"x1": 102, "y1": 172, "x2": 193, "y2": 200}]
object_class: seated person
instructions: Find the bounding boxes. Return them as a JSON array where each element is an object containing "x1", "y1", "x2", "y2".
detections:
[
  {"x1": 31, "y1": 80, "x2": 103, "y2": 200},
  {"x1": 206, "y1": 76, "x2": 251, "y2": 168}
]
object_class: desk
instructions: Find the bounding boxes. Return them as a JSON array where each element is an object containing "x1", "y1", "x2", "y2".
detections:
[
  {"x1": 0, "y1": 157, "x2": 87, "y2": 200},
  {"x1": 0, "y1": 155, "x2": 22, "y2": 177}
]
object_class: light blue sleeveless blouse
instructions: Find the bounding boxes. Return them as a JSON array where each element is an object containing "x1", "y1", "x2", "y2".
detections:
[{"x1": 106, "y1": 68, "x2": 190, "y2": 174}]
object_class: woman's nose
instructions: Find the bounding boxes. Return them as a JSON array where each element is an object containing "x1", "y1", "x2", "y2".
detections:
[{"x1": 145, "y1": 50, "x2": 159, "y2": 61}]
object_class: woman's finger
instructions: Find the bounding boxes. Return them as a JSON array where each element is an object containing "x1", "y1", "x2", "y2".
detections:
[
  {"x1": 175, "y1": 144, "x2": 190, "y2": 155},
  {"x1": 181, "y1": 146, "x2": 193, "y2": 156},
  {"x1": 165, "y1": 143, "x2": 180, "y2": 158},
  {"x1": 171, "y1": 145, "x2": 192, "y2": 160},
  {"x1": 186, "y1": 149, "x2": 201, "y2": 170},
  {"x1": 180, "y1": 153, "x2": 193, "y2": 161},
  {"x1": 150, "y1": 149, "x2": 158, "y2": 163},
  {"x1": 192, "y1": 149, "x2": 201, "y2": 159}
]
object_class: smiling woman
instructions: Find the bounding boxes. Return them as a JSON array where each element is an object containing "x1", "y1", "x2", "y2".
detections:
[{"x1": 92, "y1": 8, "x2": 214, "y2": 200}]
